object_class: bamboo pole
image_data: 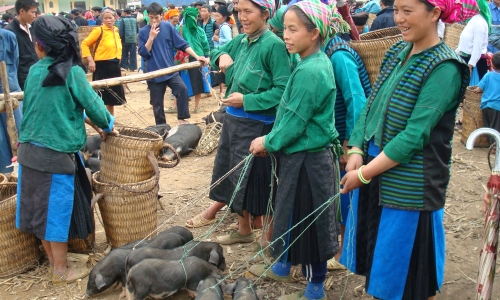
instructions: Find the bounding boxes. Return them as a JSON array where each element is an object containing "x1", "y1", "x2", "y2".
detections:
[
  {"x1": 0, "y1": 61, "x2": 18, "y2": 157},
  {"x1": 0, "y1": 61, "x2": 203, "y2": 101}
]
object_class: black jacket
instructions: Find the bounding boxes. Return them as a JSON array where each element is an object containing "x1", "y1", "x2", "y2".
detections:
[
  {"x1": 74, "y1": 16, "x2": 88, "y2": 27},
  {"x1": 370, "y1": 6, "x2": 396, "y2": 31},
  {"x1": 5, "y1": 18, "x2": 38, "y2": 90}
]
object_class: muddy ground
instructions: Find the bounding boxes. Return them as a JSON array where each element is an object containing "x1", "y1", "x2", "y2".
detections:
[{"x1": 1, "y1": 78, "x2": 499, "y2": 300}]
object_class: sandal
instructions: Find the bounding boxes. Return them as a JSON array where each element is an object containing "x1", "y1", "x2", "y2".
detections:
[
  {"x1": 326, "y1": 257, "x2": 346, "y2": 270},
  {"x1": 186, "y1": 213, "x2": 216, "y2": 228},
  {"x1": 193, "y1": 107, "x2": 203, "y2": 114},
  {"x1": 164, "y1": 107, "x2": 177, "y2": 113},
  {"x1": 52, "y1": 263, "x2": 91, "y2": 287}
]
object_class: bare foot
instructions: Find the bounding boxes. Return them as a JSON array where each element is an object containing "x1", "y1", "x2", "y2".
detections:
[{"x1": 178, "y1": 119, "x2": 189, "y2": 125}]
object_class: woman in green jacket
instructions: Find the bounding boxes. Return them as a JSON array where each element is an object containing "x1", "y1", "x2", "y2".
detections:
[
  {"x1": 186, "y1": 0, "x2": 291, "y2": 249},
  {"x1": 339, "y1": 0, "x2": 473, "y2": 298}
]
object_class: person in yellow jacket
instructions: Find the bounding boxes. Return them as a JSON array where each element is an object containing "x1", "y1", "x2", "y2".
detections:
[{"x1": 81, "y1": 7, "x2": 125, "y2": 116}]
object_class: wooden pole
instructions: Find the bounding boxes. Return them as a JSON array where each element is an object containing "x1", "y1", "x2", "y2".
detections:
[
  {"x1": 0, "y1": 61, "x2": 203, "y2": 101},
  {"x1": 0, "y1": 61, "x2": 18, "y2": 157}
]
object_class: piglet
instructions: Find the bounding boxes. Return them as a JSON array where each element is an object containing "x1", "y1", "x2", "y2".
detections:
[
  {"x1": 86, "y1": 227, "x2": 193, "y2": 297},
  {"x1": 125, "y1": 257, "x2": 222, "y2": 300},
  {"x1": 125, "y1": 240, "x2": 226, "y2": 274},
  {"x1": 223, "y1": 278, "x2": 260, "y2": 300},
  {"x1": 195, "y1": 276, "x2": 224, "y2": 300}
]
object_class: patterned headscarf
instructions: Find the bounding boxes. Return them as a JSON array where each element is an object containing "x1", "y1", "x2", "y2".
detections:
[
  {"x1": 291, "y1": 0, "x2": 332, "y2": 41},
  {"x1": 268, "y1": 5, "x2": 287, "y2": 37},
  {"x1": 426, "y1": 0, "x2": 478, "y2": 23},
  {"x1": 250, "y1": 0, "x2": 276, "y2": 18},
  {"x1": 330, "y1": 12, "x2": 350, "y2": 35}
]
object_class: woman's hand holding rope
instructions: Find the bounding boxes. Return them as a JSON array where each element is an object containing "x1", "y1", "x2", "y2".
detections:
[
  {"x1": 221, "y1": 92, "x2": 243, "y2": 108},
  {"x1": 249, "y1": 136, "x2": 268, "y2": 157},
  {"x1": 218, "y1": 54, "x2": 233, "y2": 73}
]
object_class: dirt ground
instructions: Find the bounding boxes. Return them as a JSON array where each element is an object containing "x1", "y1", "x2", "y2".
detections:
[{"x1": 2, "y1": 78, "x2": 500, "y2": 300}]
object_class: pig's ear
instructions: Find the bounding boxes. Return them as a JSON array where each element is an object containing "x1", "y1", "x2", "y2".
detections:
[
  {"x1": 196, "y1": 280, "x2": 205, "y2": 292},
  {"x1": 95, "y1": 273, "x2": 107, "y2": 290},
  {"x1": 208, "y1": 249, "x2": 219, "y2": 266},
  {"x1": 222, "y1": 282, "x2": 236, "y2": 294}
]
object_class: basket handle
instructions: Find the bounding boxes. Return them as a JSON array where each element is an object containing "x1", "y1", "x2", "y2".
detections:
[
  {"x1": 91, "y1": 193, "x2": 104, "y2": 208},
  {"x1": 157, "y1": 143, "x2": 181, "y2": 168},
  {"x1": 106, "y1": 151, "x2": 160, "y2": 194}
]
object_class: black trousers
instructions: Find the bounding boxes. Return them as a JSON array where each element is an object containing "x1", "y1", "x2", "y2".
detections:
[
  {"x1": 147, "y1": 73, "x2": 190, "y2": 125},
  {"x1": 482, "y1": 108, "x2": 500, "y2": 145},
  {"x1": 460, "y1": 55, "x2": 488, "y2": 80},
  {"x1": 120, "y1": 43, "x2": 137, "y2": 71}
]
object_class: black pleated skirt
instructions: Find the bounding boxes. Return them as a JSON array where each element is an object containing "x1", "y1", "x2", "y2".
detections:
[
  {"x1": 209, "y1": 114, "x2": 276, "y2": 216},
  {"x1": 93, "y1": 60, "x2": 126, "y2": 106}
]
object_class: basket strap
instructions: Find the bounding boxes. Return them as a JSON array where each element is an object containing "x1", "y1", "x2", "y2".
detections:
[
  {"x1": 462, "y1": 103, "x2": 480, "y2": 128},
  {"x1": 90, "y1": 193, "x2": 104, "y2": 208},
  {"x1": 158, "y1": 143, "x2": 181, "y2": 168}
]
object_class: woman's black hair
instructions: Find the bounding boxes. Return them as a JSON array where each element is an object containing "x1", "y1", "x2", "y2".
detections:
[
  {"x1": 417, "y1": 0, "x2": 436, "y2": 12},
  {"x1": 285, "y1": 5, "x2": 324, "y2": 44}
]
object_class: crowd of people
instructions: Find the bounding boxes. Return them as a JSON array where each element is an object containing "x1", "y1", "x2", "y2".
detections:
[{"x1": 0, "y1": 0, "x2": 499, "y2": 299}]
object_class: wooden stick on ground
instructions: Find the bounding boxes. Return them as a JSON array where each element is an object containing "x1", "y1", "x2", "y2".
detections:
[
  {"x1": 0, "y1": 61, "x2": 203, "y2": 101},
  {"x1": 0, "y1": 61, "x2": 18, "y2": 157}
]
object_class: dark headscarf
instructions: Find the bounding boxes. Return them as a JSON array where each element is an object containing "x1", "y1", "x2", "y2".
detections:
[{"x1": 33, "y1": 16, "x2": 81, "y2": 87}]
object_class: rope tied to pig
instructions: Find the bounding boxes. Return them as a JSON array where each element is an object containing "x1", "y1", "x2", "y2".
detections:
[{"x1": 131, "y1": 154, "x2": 254, "y2": 250}]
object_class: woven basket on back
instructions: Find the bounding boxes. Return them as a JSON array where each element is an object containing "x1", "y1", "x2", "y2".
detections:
[
  {"x1": 100, "y1": 127, "x2": 163, "y2": 184},
  {"x1": 360, "y1": 27, "x2": 401, "y2": 40},
  {"x1": 92, "y1": 152, "x2": 159, "y2": 248},
  {"x1": 443, "y1": 24, "x2": 465, "y2": 51},
  {"x1": 77, "y1": 26, "x2": 97, "y2": 65},
  {"x1": 350, "y1": 34, "x2": 403, "y2": 85},
  {"x1": 0, "y1": 173, "x2": 6, "y2": 184},
  {"x1": 0, "y1": 183, "x2": 40, "y2": 278},
  {"x1": 461, "y1": 86, "x2": 489, "y2": 147},
  {"x1": 367, "y1": 13, "x2": 377, "y2": 27},
  {"x1": 194, "y1": 122, "x2": 223, "y2": 156}
]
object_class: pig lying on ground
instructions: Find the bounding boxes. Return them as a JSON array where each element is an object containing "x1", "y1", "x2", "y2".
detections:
[
  {"x1": 144, "y1": 124, "x2": 171, "y2": 137},
  {"x1": 125, "y1": 257, "x2": 222, "y2": 300},
  {"x1": 162, "y1": 124, "x2": 202, "y2": 161},
  {"x1": 125, "y1": 240, "x2": 226, "y2": 274},
  {"x1": 195, "y1": 276, "x2": 224, "y2": 300},
  {"x1": 85, "y1": 227, "x2": 193, "y2": 297},
  {"x1": 202, "y1": 105, "x2": 226, "y2": 125},
  {"x1": 223, "y1": 278, "x2": 260, "y2": 300}
]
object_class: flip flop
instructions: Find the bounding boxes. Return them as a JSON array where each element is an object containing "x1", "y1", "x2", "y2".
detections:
[{"x1": 186, "y1": 213, "x2": 217, "y2": 228}]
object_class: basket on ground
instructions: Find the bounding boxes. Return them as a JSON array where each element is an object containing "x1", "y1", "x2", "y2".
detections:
[
  {"x1": 461, "y1": 86, "x2": 489, "y2": 147},
  {"x1": 350, "y1": 34, "x2": 403, "y2": 85},
  {"x1": 194, "y1": 122, "x2": 223, "y2": 156},
  {"x1": 443, "y1": 24, "x2": 465, "y2": 50},
  {"x1": 100, "y1": 127, "x2": 163, "y2": 184},
  {"x1": 0, "y1": 183, "x2": 40, "y2": 278},
  {"x1": 92, "y1": 153, "x2": 160, "y2": 248}
]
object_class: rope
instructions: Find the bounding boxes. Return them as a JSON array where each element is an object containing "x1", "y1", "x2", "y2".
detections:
[
  {"x1": 179, "y1": 154, "x2": 254, "y2": 259},
  {"x1": 99, "y1": 87, "x2": 151, "y2": 127},
  {"x1": 132, "y1": 154, "x2": 253, "y2": 250}
]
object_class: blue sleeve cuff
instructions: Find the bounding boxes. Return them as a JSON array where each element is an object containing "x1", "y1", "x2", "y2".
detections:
[
  {"x1": 102, "y1": 115, "x2": 115, "y2": 133},
  {"x1": 83, "y1": 112, "x2": 88, "y2": 119}
]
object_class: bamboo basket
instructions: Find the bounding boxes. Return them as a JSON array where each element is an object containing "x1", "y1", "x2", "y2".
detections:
[
  {"x1": 350, "y1": 34, "x2": 403, "y2": 85},
  {"x1": 0, "y1": 173, "x2": 6, "y2": 184},
  {"x1": 77, "y1": 26, "x2": 96, "y2": 65},
  {"x1": 0, "y1": 183, "x2": 40, "y2": 278},
  {"x1": 443, "y1": 23, "x2": 465, "y2": 50},
  {"x1": 100, "y1": 127, "x2": 163, "y2": 184},
  {"x1": 92, "y1": 153, "x2": 159, "y2": 248},
  {"x1": 194, "y1": 122, "x2": 223, "y2": 156},
  {"x1": 461, "y1": 86, "x2": 489, "y2": 147},
  {"x1": 360, "y1": 26, "x2": 401, "y2": 40},
  {"x1": 367, "y1": 13, "x2": 377, "y2": 27}
]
